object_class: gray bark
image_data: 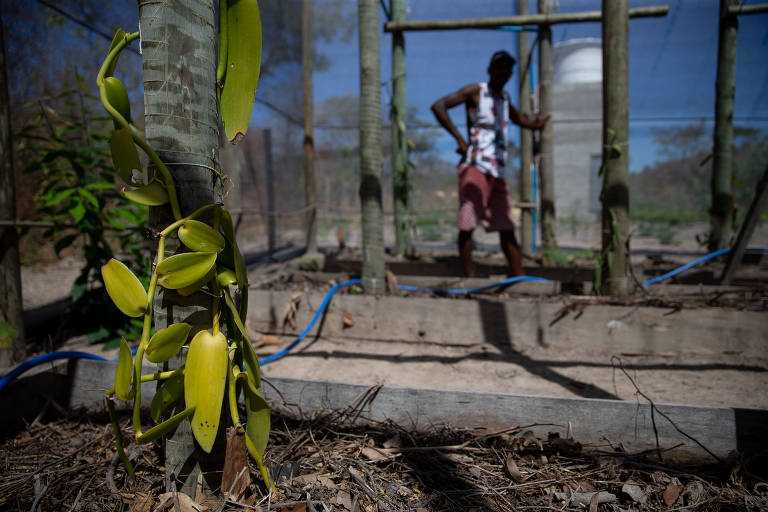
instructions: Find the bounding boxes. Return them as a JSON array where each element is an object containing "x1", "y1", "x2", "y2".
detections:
[
  {"x1": 358, "y1": 0, "x2": 385, "y2": 293},
  {"x1": 0, "y1": 15, "x2": 24, "y2": 369},
  {"x1": 138, "y1": 0, "x2": 222, "y2": 494},
  {"x1": 517, "y1": 0, "x2": 533, "y2": 256},
  {"x1": 710, "y1": 0, "x2": 738, "y2": 251},
  {"x1": 600, "y1": 0, "x2": 630, "y2": 296},
  {"x1": 537, "y1": 0, "x2": 557, "y2": 254},
  {"x1": 391, "y1": 0, "x2": 410, "y2": 256}
]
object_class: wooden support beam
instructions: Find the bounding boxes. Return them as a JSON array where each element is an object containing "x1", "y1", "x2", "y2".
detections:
[
  {"x1": 538, "y1": 0, "x2": 557, "y2": 255},
  {"x1": 727, "y1": 3, "x2": 768, "y2": 15},
  {"x1": 600, "y1": 0, "x2": 631, "y2": 296},
  {"x1": 383, "y1": 6, "x2": 669, "y2": 32},
  {"x1": 302, "y1": 0, "x2": 317, "y2": 254},
  {"x1": 358, "y1": 0, "x2": 386, "y2": 293},
  {"x1": 710, "y1": 0, "x2": 739, "y2": 251},
  {"x1": 0, "y1": 15, "x2": 24, "y2": 368},
  {"x1": 518, "y1": 0, "x2": 534, "y2": 256},
  {"x1": 720, "y1": 165, "x2": 768, "y2": 285},
  {"x1": 391, "y1": 0, "x2": 410, "y2": 256}
]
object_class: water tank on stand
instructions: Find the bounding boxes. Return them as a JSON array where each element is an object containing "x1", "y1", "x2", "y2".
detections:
[{"x1": 553, "y1": 38, "x2": 602, "y2": 85}]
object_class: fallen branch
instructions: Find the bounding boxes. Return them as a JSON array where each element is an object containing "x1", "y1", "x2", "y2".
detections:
[{"x1": 612, "y1": 356, "x2": 725, "y2": 464}]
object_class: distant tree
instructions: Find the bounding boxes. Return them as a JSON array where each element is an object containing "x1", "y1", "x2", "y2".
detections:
[
  {"x1": 651, "y1": 119, "x2": 709, "y2": 162},
  {"x1": 631, "y1": 123, "x2": 768, "y2": 230}
]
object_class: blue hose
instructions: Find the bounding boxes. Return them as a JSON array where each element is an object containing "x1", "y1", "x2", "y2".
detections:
[
  {"x1": 640, "y1": 248, "x2": 730, "y2": 286},
  {"x1": 0, "y1": 351, "x2": 109, "y2": 392},
  {"x1": 258, "y1": 278, "x2": 361, "y2": 365},
  {"x1": 397, "y1": 275, "x2": 551, "y2": 295},
  {"x1": 1, "y1": 247, "x2": 763, "y2": 392}
]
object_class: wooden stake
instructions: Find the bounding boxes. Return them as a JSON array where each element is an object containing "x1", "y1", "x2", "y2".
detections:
[
  {"x1": 391, "y1": 0, "x2": 410, "y2": 256},
  {"x1": 518, "y1": 0, "x2": 534, "y2": 256},
  {"x1": 359, "y1": 0, "x2": 386, "y2": 293},
  {"x1": 302, "y1": 0, "x2": 318, "y2": 254},
  {"x1": 720, "y1": 165, "x2": 768, "y2": 285},
  {"x1": 600, "y1": 0, "x2": 630, "y2": 296},
  {"x1": 0, "y1": 13, "x2": 24, "y2": 368},
  {"x1": 710, "y1": 0, "x2": 739, "y2": 251},
  {"x1": 538, "y1": 0, "x2": 557, "y2": 254}
]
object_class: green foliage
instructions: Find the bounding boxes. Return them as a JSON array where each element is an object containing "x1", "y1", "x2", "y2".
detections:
[
  {"x1": 0, "y1": 322, "x2": 19, "y2": 349},
  {"x1": 541, "y1": 249, "x2": 598, "y2": 268},
  {"x1": 631, "y1": 203, "x2": 703, "y2": 225},
  {"x1": 413, "y1": 210, "x2": 453, "y2": 242},
  {"x1": 298, "y1": 258, "x2": 319, "y2": 271},
  {"x1": 637, "y1": 223, "x2": 680, "y2": 246},
  {"x1": 16, "y1": 73, "x2": 150, "y2": 346},
  {"x1": 632, "y1": 124, "x2": 768, "y2": 233}
]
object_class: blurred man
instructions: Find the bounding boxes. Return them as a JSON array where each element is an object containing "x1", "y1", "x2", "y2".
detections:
[{"x1": 431, "y1": 50, "x2": 549, "y2": 277}]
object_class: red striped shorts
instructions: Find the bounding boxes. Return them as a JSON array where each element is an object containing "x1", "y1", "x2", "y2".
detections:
[{"x1": 456, "y1": 164, "x2": 516, "y2": 232}]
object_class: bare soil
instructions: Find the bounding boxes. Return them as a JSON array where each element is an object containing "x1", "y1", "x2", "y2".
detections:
[
  {"x1": 14, "y1": 239, "x2": 768, "y2": 411},
  {"x1": 248, "y1": 249, "x2": 768, "y2": 411},
  {"x1": 5, "y1": 226, "x2": 768, "y2": 510}
]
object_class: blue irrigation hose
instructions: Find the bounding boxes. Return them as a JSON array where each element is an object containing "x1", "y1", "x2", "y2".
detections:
[
  {"x1": 639, "y1": 247, "x2": 766, "y2": 286},
  {"x1": 640, "y1": 248, "x2": 730, "y2": 286},
  {"x1": 258, "y1": 278, "x2": 361, "y2": 365},
  {"x1": 397, "y1": 275, "x2": 551, "y2": 295},
  {"x1": 2, "y1": 247, "x2": 765, "y2": 392},
  {"x1": 0, "y1": 351, "x2": 110, "y2": 392}
]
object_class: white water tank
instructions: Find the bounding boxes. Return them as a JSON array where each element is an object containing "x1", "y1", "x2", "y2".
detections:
[{"x1": 553, "y1": 38, "x2": 602, "y2": 85}]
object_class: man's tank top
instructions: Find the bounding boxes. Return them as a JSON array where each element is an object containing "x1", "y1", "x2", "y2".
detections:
[{"x1": 462, "y1": 82, "x2": 510, "y2": 179}]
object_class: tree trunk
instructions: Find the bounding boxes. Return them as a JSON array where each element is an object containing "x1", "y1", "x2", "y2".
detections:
[
  {"x1": 138, "y1": 0, "x2": 223, "y2": 494},
  {"x1": 710, "y1": 0, "x2": 738, "y2": 251},
  {"x1": 537, "y1": 0, "x2": 557, "y2": 255},
  {"x1": 0, "y1": 15, "x2": 24, "y2": 369},
  {"x1": 517, "y1": 0, "x2": 533, "y2": 256},
  {"x1": 302, "y1": 0, "x2": 318, "y2": 254},
  {"x1": 600, "y1": 0, "x2": 630, "y2": 296},
  {"x1": 391, "y1": 0, "x2": 410, "y2": 256},
  {"x1": 358, "y1": 0, "x2": 385, "y2": 293}
]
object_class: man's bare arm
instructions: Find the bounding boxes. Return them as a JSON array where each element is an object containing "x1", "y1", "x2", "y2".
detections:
[
  {"x1": 431, "y1": 84, "x2": 479, "y2": 155},
  {"x1": 509, "y1": 103, "x2": 551, "y2": 130}
]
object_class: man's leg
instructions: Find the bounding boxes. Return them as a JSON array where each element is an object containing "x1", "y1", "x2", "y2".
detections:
[
  {"x1": 500, "y1": 230, "x2": 524, "y2": 276},
  {"x1": 459, "y1": 230, "x2": 474, "y2": 277}
]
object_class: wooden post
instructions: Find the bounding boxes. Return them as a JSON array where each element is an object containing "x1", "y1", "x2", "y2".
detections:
[
  {"x1": 537, "y1": 0, "x2": 557, "y2": 255},
  {"x1": 138, "y1": 0, "x2": 223, "y2": 494},
  {"x1": 0, "y1": 15, "x2": 24, "y2": 369},
  {"x1": 517, "y1": 0, "x2": 533, "y2": 256},
  {"x1": 264, "y1": 128, "x2": 276, "y2": 254},
  {"x1": 302, "y1": 0, "x2": 318, "y2": 254},
  {"x1": 720, "y1": 165, "x2": 768, "y2": 284},
  {"x1": 727, "y1": 2, "x2": 768, "y2": 15},
  {"x1": 358, "y1": 0, "x2": 385, "y2": 293},
  {"x1": 710, "y1": 0, "x2": 738, "y2": 251},
  {"x1": 382, "y1": 6, "x2": 670, "y2": 32},
  {"x1": 600, "y1": 0, "x2": 630, "y2": 296},
  {"x1": 391, "y1": 0, "x2": 410, "y2": 256}
]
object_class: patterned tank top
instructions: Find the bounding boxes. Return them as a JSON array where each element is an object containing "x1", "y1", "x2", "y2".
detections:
[{"x1": 462, "y1": 82, "x2": 510, "y2": 179}]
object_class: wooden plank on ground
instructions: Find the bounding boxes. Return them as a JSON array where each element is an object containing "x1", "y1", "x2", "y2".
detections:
[
  {"x1": 248, "y1": 290, "x2": 768, "y2": 356},
  {"x1": 7, "y1": 359, "x2": 765, "y2": 464}
]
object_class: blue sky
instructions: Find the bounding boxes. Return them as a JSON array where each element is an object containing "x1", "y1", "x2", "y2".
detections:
[{"x1": 312, "y1": 0, "x2": 768, "y2": 172}]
